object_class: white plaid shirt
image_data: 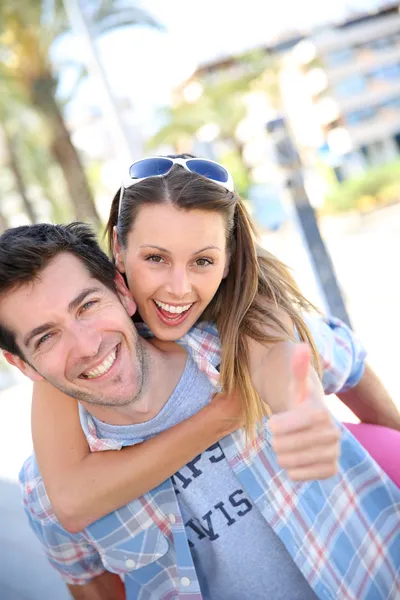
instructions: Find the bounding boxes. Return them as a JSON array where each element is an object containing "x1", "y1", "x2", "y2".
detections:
[{"x1": 21, "y1": 316, "x2": 400, "y2": 599}]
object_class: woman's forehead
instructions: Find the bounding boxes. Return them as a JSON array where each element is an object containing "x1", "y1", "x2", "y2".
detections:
[{"x1": 129, "y1": 204, "x2": 227, "y2": 247}]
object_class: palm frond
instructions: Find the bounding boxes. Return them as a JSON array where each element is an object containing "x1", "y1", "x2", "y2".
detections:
[{"x1": 89, "y1": 2, "x2": 164, "y2": 33}]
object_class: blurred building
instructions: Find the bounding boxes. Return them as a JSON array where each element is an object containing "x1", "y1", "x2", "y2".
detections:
[
  {"x1": 171, "y1": 33, "x2": 304, "y2": 172},
  {"x1": 169, "y1": 2, "x2": 400, "y2": 192},
  {"x1": 281, "y1": 4, "x2": 400, "y2": 180}
]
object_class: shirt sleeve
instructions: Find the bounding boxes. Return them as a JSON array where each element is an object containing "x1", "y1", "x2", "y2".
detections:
[
  {"x1": 19, "y1": 456, "x2": 105, "y2": 586},
  {"x1": 303, "y1": 313, "x2": 367, "y2": 394}
]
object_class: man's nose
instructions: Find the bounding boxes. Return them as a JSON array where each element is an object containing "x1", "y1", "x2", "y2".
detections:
[
  {"x1": 165, "y1": 267, "x2": 192, "y2": 299},
  {"x1": 69, "y1": 322, "x2": 102, "y2": 358}
]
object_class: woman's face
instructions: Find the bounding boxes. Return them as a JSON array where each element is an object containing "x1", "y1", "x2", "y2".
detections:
[{"x1": 114, "y1": 203, "x2": 230, "y2": 341}]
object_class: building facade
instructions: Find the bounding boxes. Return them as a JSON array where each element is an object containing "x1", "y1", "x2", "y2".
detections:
[{"x1": 281, "y1": 4, "x2": 400, "y2": 180}]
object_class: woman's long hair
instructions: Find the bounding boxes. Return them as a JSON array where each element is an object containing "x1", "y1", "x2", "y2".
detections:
[{"x1": 105, "y1": 158, "x2": 320, "y2": 434}]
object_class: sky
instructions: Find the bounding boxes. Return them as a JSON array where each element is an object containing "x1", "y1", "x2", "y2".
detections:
[{"x1": 56, "y1": 0, "x2": 393, "y2": 142}]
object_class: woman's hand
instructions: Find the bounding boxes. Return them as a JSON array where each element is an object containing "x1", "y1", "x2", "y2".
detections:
[{"x1": 269, "y1": 344, "x2": 341, "y2": 481}]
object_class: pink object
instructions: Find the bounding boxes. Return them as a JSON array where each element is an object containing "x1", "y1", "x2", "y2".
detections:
[{"x1": 343, "y1": 422, "x2": 400, "y2": 487}]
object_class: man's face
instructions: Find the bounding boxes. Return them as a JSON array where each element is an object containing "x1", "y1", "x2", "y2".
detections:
[{"x1": 1, "y1": 253, "x2": 145, "y2": 407}]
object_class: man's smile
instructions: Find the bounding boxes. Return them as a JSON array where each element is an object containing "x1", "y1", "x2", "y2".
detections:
[{"x1": 80, "y1": 345, "x2": 119, "y2": 379}]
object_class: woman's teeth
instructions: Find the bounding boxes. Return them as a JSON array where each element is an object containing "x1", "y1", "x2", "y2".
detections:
[
  {"x1": 154, "y1": 300, "x2": 193, "y2": 315},
  {"x1": 83, "y1": 347, "x2": 117, "y2": 379}
]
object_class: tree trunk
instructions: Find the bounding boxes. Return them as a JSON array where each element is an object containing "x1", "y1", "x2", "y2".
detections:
[
  {"x1": 0, "y1": 209, "x2": 10, "y2": 233},
  {"x1": 32, "y1": 76, "x2": 102, "y2": 229},
  {"x1": 1, "y1": 121, "x2": 39, "y2": 224}
]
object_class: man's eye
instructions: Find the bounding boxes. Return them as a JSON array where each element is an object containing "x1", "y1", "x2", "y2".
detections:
[
  {"x1": 80, "y1": 300, "x2": 97, "y2": 313},
  {"x1": 36, "y1": 333, "x2": 52, "y2": 348},
  {"x1": 146, "y1": 255, "x2": 164, "y2": 263}
]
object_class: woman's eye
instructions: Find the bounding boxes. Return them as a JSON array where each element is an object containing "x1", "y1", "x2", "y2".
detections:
[
  {"x1": 146, "y1": 255, "x2": 164, "y2": 263},
  {"x1": 195, "y1": 258, "x2": 213, "y2": 267}
]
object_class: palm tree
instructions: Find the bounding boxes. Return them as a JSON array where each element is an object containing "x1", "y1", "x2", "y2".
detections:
[
  {"x1": 0, "y1": 120, "x2": 40, "y2": 223},
  {"x1": 149, "y1": 50, "x2": 279, "y2": 170},
  {"x1": 0, "y1": 82, "x2": 40, "y2": 223},
  {"x1": 0, "y1": 206, "x2": 10, "y2": 233},
  {"x1": 0, "y1": 0, "x2": 162, "y2": 227}
]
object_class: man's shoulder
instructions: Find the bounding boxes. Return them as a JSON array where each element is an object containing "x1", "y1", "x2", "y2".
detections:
[{"x1": 19, "y1": 454, "x2": 58, "y2": 526}]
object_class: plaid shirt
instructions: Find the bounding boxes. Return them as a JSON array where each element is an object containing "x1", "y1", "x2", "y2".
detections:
[
  {"x1": 21, "y1": 316, "x2": 400, "y2": 600},
  {"x1": 84, "y1": 315, "x2": 366, "y2": 452}
]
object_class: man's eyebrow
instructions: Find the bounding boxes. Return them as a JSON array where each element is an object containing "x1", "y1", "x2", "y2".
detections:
[
  {"x1": 68, "y1": 287, "x2": 102, "y2": 312},
  {"x1": 24, "y1": 323, "x2": 55, "y2": 349},
  {"x1": 23, "y1": 287, "x2": 102, "y2": 348}
]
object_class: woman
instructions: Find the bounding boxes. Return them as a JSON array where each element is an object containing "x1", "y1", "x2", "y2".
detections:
[{"x1": 32, "y1": 155, "x2": 399, "y2": 533}]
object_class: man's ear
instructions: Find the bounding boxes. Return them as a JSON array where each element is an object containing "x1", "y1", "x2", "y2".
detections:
[
  {"x1": 2, "y1": 351, "x2": 44, "y2": 383},
  {"x1": 113, "y1": 227, "x2": 125, "y2": 273},
  {"x1": 114, "y1": 272, "x2": 137, "y2": 317}
]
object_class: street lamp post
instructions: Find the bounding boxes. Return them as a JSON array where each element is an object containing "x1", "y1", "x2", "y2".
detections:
[{"x1": 266, "y1": 117, "x2": 352, "y2": 328}]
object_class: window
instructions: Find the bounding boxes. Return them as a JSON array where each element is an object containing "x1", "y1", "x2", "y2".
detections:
[
  {"x1": 369, "y1": 63, "x2": 400, "y2": 81},
  {"x1": 380, "y1": 97, "x2": 400, "y2": 110},
  {"x1": 364, "y1": 37, "x2": 396, "y2": 52},
  {"x1": 325, "y1": 48, "x2": 355, "y2": 67},
  {"x1": 346, "y1": 107, "x2": 376, "y2": 125},
  {"x1": 335, "y1": 76, "x2": 367, "y2": 97}
]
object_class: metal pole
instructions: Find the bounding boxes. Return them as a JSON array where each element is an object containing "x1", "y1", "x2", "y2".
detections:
[
  {"x1": 266, "y1": 117, "x2": 352, "y2": 328},
  {"x1": 62, "y1": 0, "x2": 134, "y2": 164},
  {"x1": 288, "y1": 168, "x2": 352, "y2": 327}
]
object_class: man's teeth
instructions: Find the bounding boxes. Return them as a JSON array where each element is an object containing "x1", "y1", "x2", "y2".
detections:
[
  {"x1": 154, "y1": 300, "x2": 193, "y2": 314},
  {"x1": 83, "y1": 348, "x2": 117, "y2": 379}
]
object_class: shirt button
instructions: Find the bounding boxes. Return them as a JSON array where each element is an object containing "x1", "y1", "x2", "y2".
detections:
[
  {"x1": 169, "y1": 513, "x2": 176, "y2": 524},
  {"x1": 125, "y1": 559, "x2": 135, "y2": 569},
  {"x1": 181, "y1": 577, "x2": 191, "y2": 587}
]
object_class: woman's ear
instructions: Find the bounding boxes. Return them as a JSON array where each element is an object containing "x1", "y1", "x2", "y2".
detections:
[
  {"x1": 114, "y1": 272, "x2": 137, "y2": 317},
  {"x1": 113, "y1": 227, "x2": 125, "y2": 273},
  {"x1": 223, "y1": 254, "x2": 230, "y2": 279}
]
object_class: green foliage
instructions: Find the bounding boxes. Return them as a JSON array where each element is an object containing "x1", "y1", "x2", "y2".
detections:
[
  {"x1": 324, "y1": 160, "x2": 400, "y2": 214},
  {"x1": 0, "y1": 0, "x2": 162, "y2": 225},
  {"x1": 148, "y1": 49, "x2": 280, "y2": 167},
  {"x1": 219, "y1": 149, "x2": 250, "y2": 197}
]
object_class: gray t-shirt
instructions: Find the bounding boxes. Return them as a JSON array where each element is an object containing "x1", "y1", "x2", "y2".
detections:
[{"x1": 90, "y1": 355, "x2": 317, "y2": 600}]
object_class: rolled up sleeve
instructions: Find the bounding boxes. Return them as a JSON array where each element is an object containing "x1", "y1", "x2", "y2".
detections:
[
  {"x1": 303, "y1": 314, "x2": 367, "y2": 394},
  {"x1": 20, "y1": 456, "x2": 105, "y2": 585}
]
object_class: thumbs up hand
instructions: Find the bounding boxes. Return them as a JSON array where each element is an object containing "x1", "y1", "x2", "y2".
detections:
[{"x1": 269, "y1": 343, "x2": 341, "y2": 481}]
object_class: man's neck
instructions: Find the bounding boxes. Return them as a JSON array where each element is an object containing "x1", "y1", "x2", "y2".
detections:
[{"x1": 82, "y1": 339, "x2": 188, "y2": 426}]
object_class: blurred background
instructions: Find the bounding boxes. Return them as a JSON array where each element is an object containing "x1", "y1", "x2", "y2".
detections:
[{"x1": 1, "y1": 1, "x2": 400, "y2": 598}]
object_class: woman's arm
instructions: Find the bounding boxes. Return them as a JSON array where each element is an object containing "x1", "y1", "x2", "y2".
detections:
[
  {"x1": 247, "y1": 332, "x2": 340, "y2": 481},
  {"x1": 337, "y1": 363, "x2": 400, "y2": 430},
  {"x1": 32, "y1": 382, "x2": 242, "y2": 533}
]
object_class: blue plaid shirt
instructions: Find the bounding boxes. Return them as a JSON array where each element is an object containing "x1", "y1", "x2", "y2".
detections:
[{"x1": 21, "y1": 317, "x2": 400, "y2": 599}]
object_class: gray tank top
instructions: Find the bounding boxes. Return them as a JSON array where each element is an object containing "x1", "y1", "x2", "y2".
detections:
[{"x1": 92, "y1": 355, "x2": 317, "y2": 600}]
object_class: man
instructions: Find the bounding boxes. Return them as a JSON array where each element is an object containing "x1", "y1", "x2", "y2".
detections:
[{"x1": 1, "y1": 223, "x2": 399, "y2": 600}]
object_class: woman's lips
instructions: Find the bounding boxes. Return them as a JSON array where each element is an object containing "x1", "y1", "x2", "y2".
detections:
[{"x1": 153, "y1": 300, "x2": 195, "y2": 327}]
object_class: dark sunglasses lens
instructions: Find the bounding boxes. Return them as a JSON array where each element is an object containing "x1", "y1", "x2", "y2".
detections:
[
  {"x1": 129, "y1": 158, "x2": 172, "y2": 180},
  {"x1": 186, "y1": 159, "x2": 229, "y2": 183}
]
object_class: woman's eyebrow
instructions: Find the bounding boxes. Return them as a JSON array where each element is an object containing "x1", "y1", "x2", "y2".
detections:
[
  {"x1": 139, "y1": 245, "x2": 170, "y2": 253},
  {"x1": 139, "y1": 244, "x2": 222, "y2": 254},
  {"x1": 193, "y1": 246, "x2": 222, "y2": 254}
]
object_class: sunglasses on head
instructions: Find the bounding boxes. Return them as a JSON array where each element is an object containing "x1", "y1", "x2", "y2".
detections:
[{"x1": 118, "y1": 156, "x2": 234, "y2": 215}]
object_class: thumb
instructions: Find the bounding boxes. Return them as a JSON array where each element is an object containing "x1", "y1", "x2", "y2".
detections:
[{"x1": 291, "y1": 343, "x2": 311, "y2": 406}]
